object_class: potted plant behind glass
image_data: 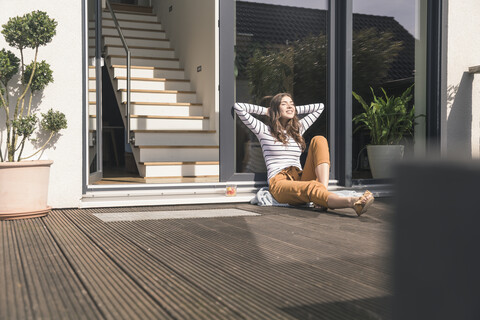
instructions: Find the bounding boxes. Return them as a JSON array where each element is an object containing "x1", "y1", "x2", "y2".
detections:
[
  {"x1": 0, "y1": 11, "x2": 67, "y2": 220},
  {"x1": 352, "y1": 85, "x2": 421, "y2": 179}
]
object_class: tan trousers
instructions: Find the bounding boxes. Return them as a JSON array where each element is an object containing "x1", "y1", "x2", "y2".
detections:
[{"x1": 269, "y1": 136, "x2": 333, "y2": 207}]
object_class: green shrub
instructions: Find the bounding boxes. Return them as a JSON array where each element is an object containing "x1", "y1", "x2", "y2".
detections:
[
  {"x1": 352, "y1": 85, "x2": 422, "y2": 145},
  {"x1": 0, "y1": 11, "x2": 66, "y2": 162}
]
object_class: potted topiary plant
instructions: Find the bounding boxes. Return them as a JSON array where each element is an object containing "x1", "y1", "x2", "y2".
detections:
[
  {"x1": 352, "y1": 85, "x2": 421, "y2": 179},
  {"x1": 0, "y1": 11, "x2": 67, "y2": 220}
]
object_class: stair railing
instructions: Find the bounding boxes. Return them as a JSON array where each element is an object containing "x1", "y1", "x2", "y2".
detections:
[{"x1": 105, "y1": 0, "x2": 132, "y2": 144}]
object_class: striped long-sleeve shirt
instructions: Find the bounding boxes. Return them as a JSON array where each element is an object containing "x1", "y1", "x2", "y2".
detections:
[{"x1": 234, "y1": 102, "x2": 324, "y2": 181}]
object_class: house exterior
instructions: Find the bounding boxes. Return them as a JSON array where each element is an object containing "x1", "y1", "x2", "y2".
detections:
[{"x1": 0, "y1": 0, "x2": 479, "y2": 209}]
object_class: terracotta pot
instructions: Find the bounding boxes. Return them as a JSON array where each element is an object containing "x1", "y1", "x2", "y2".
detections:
[{"x1": 0, "y1": 160, "x2": 53, "y2": 220}]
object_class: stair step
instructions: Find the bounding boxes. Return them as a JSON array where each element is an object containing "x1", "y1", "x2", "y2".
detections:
[
  {"x1": 131, "y1": 115, "x2": 207, "y2": 119},
  {"x1": 119, "y1": 89, "x2": 197, "y2": 103},
  {"x1": 89, "y1": 27, "x2": 166, "y2": 40},
  {"x1": 141, "y1": 161, "x2": 219, "y2": 165},
  {"x1": 102, "y1": 11, "x2": 157, "y2": 22},
  {"x1": 138, "y1": 161, "x2": 219, "y2": 178},
  {"x1": 88, "y1": 116, "x2": 97, "y2": 130},
  {"x1": 103, "y1": 36, "x2": 170, "y2": 48},
  {"x1": 134, "y1": 145, "x2": 219, "y2": 162},
  {"x1": 88, "y1": 20, "x2": 163, "y2": 31},
  {"x1": 102, "y1": 17, "x2": 160, "y2": 25},
  {"x1": 121, "y1": 89, "x2": 195, "y2": 94},
  {"x1": 129, "y1": 116, "x2": 209, "y2": 131},
  {"x1": 88, "y1": 101, "x2": 96, "y2": 115},
  {"x1": 132, "y1": 130, "x2": 217, "y2": 146},
  {"x1": 112, "y1": 65, "x2": 185, "y2": 78},
  {"x1": 88, "y1": 65, "x2": 96, "y2": 77},
  {"x1": 88, "y1": 49, "x2": 176, "y2": 62},
  {"x1": 139, "y1": 145, "x2": 217, "y2": 148},
  {"x1": 109, "y1": 55, "x2": 180, "y2": 68},
  {"x1": 128, "y1": 103, "x2": 203, "y2": 117},
  {"x1": 133, "y1": 129, "x2": 216, "y2": 133},
  {"x1": 101, "y1": 19, "x2": 163, "y2": 31},
  {"x1": 116, "y1": 76, "x2": 188, "y2": 82},
  {"x1": 90, "y1": 87, "x2": 197, "y2": 104},
  {"x1": 108, "y1": 4, "x2": 153, "y2": 14},
  {"x1": 115, "y1": 77, "x2": 191, "y2": 91},
  {"x1": 106, "y1": 45, "x2": 174, "y2": 51},
  {"x1": 105, "y1": 46, "x2": 174, "y2": 58}
]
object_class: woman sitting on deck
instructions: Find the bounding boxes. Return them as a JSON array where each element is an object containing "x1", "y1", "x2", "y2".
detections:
[{"x1": 234, "y1": 93, "x2": 374, "y2": 216}]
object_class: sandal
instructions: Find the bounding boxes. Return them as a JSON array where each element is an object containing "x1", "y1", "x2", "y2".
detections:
[
  {"x1": 354, "y1": 190, "x2": 374, "y2": 216},
  {"x1": 313, "y1": 203, "x2": 328, "y2": 212}
]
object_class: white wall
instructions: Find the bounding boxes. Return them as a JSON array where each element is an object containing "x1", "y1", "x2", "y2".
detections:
[
  {"x1": 443, "y1": 0, "x2": 480, "y2": 158},
  {"x1": 151, "y1": 0, "x2": 219, "y2": 135},
  {"x1": 0, "y1": 0, "x2": 84, "y2": 208}
]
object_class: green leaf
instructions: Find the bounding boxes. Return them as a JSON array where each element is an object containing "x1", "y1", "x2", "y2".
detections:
[
  {"x1": 352, "y1": 84, "x2": 420, "y2": 145},
  {"x1": 22, "y1": 60, "x2": 53, "y2": 92},
  {"x1": 12, "y1": 114, "x2": 37, "y2": 137},
  {"x1": 1, "y1": 11, "x2": 57, "y2": 50},
  {"x1": 41, "y1": 108, "x2": 67, "y2": 133},
  {"x1": 0, "y1": 48, "x2": 20, "y2": 85},
  {"x1": 352, "y1": 91, "x2": 369, "y2": 111},
  {"x1": 1, "y1": 16, "x2": 28, "y2": 50}
]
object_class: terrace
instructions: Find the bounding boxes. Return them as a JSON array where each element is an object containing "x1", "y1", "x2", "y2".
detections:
[{"x1": 1, "y1": 200, "x2": 393, "y2": 319}]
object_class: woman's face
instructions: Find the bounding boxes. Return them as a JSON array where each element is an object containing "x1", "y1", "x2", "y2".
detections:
[{"x1": 278, "y1": 95, "x2": 295, "y2": 122}]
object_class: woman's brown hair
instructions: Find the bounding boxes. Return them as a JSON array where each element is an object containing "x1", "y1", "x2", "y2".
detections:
[{"x1": 267, "y1": 93, "x2": 306, "y2": 150}]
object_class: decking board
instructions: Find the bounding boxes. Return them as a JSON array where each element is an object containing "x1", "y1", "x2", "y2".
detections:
[
  {"x1": 65, "y1": 209, "x2": 240, "y2": 320},
  {"x1": 1, "y1": 221, "x2": 34, "y2": 320},
  {"x1": 45, "y1": 210, "x2": 170, "y2": 320},
  {"x1": 1, "y1": 200, "x2": 394, "y2": 319},
  {"x1": 111, "y1": 220, "x2": 292, "y2": 319}
]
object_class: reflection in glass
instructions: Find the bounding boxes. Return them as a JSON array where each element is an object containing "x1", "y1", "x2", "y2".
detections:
[
  {"x1": 88, "y1": 0, "x2": 100, "y2": 181},
  {"x1": 352, "y1": 0, "x2": 418, "y2": 179},
  {"x1": 234, "y1": 1, "x2": 328, "y2": 174}
]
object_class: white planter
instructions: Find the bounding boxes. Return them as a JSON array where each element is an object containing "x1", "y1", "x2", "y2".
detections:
[
  {"x1": 0, "y1": 160, "x2": 53, "y2": 220},
  {"x1": 367, "y1": 145, "x2": 404, "y2": 179}
]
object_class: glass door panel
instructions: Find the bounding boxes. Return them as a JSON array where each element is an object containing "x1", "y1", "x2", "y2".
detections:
[
  {"x1": 351, "y1": 0, "x2": 424, "y2": 179},
  {"x1": 234, "y1": 0, "x2": 329, "y2": 175}
]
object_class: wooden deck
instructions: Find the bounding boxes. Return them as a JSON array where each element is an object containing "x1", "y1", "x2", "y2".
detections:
[{"x1": 0, "y1": 199, "x2": 394, "y2": 319}]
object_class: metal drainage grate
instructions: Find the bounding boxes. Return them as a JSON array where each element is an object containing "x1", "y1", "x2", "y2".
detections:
[{"x1": 93, "y1": 208, "x2": 260, "y2": 222}]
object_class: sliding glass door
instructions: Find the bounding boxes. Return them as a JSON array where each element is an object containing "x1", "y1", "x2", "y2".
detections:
[
  {"x1": 351, "y1": 0, "x2": 428, "y2": 179},
  {"x1": 220, "y1": 0, "x2": 441, "y2": 185},
  {"x1": 220, "y1": 0, "x2": 329, "y2": 182}
]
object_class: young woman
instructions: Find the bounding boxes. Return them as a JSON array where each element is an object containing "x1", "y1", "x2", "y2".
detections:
[{"x1": 234, "y1": 93, "x2": 374, "y2": 216}]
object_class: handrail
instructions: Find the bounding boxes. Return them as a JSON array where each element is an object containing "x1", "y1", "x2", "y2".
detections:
[{"x1": 105, "y1": 0, "x2": 132, "y2": 144}]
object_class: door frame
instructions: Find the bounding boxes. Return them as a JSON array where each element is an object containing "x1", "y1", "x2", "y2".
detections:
[{"x1": 84, "y1": 0, "x2": 104, "y2": 190}]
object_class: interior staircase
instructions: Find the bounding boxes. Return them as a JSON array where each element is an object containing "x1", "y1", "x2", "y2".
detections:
[{"x1": 88, "y1": 3, "x2": 219, "y2": 182}]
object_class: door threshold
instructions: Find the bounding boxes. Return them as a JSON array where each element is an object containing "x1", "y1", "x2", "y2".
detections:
[
  {"x1": 81, "y1": 180, "x2": 393, "y2": 208},
  {"x1": 82, "y1": 181, "x2": 265, "y2": 208},
  {"x1": 81, "y1": 190, "x2": 259, "y2": 208},
  {"x1": 93, "y1": 175, "x2": 221, "y2": 185}
]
